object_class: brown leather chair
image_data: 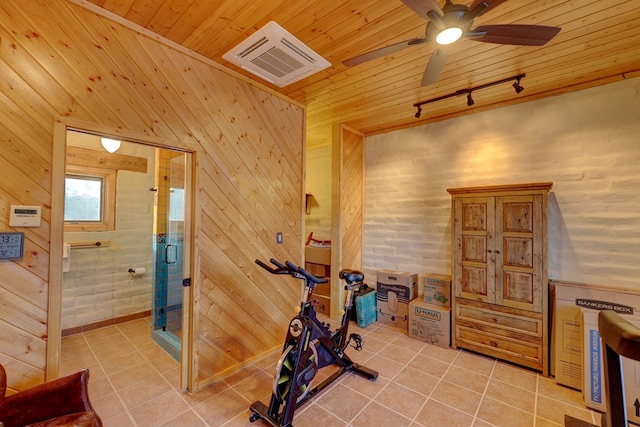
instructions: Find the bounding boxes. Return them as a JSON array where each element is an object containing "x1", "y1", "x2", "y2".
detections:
[{"x1": 0, "y1": 364, "x2": 102, "y2": 427}]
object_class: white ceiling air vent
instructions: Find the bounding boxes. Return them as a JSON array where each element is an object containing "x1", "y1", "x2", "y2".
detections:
[{"x1": 222, "y1": 21, "x2": 330, "y2": 88}]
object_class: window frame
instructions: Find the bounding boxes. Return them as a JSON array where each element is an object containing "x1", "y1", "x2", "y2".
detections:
[{"x1": 64, "y1": 165, "x2": 116, "y2": 232}]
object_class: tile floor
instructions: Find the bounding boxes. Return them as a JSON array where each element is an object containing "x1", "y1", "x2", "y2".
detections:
[{"x1": 60, "y1": 316, "x2": 603, "y2": 427}]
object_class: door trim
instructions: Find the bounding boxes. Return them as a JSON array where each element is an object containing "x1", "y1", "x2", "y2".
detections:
[{"x1": 49, "y1": 117, "x2": 197, "y2": 391}]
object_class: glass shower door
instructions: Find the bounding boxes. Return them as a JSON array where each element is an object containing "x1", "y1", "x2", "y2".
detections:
[{"x1": 152, "y1": 151, "x2": 186, "y2": 361}]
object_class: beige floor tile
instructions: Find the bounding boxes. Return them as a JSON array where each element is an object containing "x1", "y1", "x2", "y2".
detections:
[
  {"x1": 158, "y1": 409, "x2": 208, "y2": 427},
  {"x1": 443, "y1": 365, "x2": 490, "y2": 394},
  {"x1": 492, "y1": 362, "x2": 538, "y2": 392},
  {"x1": 378, "y1": 342, "x2": 419, "y2": 365},
  {"x1": 107, "y1": 362, "x2": 159, "y2": 390},
  {"x1": 420, "y1": 343, "x2": 459, "y2": 364},
  {"x1": 536, "y1": 395, "x2": 598, "y2": 425},
  {"x1": 430, "y1": 380, "x2": 482, "y2": 416},
  {"x1": 406, "y1": 353, "x2": 450, "y2": 378},
  {"x1": 484, "y1": 377, "x2": 535, "y2": 413},
  {"x1": 193, "y1": 388, "x2": 250, "y2": 425},
  {"x1": 364, "y1": 354, "x2": 406, "y2": 380},
  {"x1": 351, "y1": 401, "x2": 412, "y2": 427},
  {"x1": 117, "y1": 373, "x2": 173, "y2": 409},
  {"x1": 537, "y1": 376, "x2": 585, "y2": 407},
  {"x1": 414, "y1": 399, "x2": 474, "y2": 427},
  {"x1": 316, "y1": 383, "x2": 370, "y2": 423},
  {"x1": 393, "y1": 366, "x2": 440, "y2": 396},
  {"x1": 100, "y1": 410, "x2": 136, "y2": 427},
  {"x1": 390, "y1": 333, "x2": 427, "y2": 353},
  {"x1": 342, "y1": 371, "x2": 388, "y2": 398},
  {"x1": 453, "y1": 350, "x2": 496, "y2": 376},
  {"x1": 293, "y1": 403, "x2": 348, "y2": 427},
  {"x1": 129, "y1": 390, "x2": 191, "y2": 427},
  {"x1": 535, "y1": 417, "x2": 564, "y2": 427},
  {"x1": 476, "y1": 396, "x2": 534, "y2": 427},
  {"x1": 374, "y1": 382, "x2": 426, "y2": 419},
  {"x1": 232, "y1": 370, "x2": 274, "y2": 403}
]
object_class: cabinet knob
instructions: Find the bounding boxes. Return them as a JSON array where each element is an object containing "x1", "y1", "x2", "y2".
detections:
[
  {"x1": 488, "y1": 249, "x2": 492, "y2": 253},
  {"x1": 496, "y1": 250, "x2": 501, "y2": 254}
]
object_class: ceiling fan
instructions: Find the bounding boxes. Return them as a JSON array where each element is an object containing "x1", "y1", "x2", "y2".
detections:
[{"x1": 342, "y1": 0, "x2": 561, "y2": 86}]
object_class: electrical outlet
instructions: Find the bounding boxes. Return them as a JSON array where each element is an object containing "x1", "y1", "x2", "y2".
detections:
[{"x1": 276, "y1": 232, "x2": 283, "y2": 244}]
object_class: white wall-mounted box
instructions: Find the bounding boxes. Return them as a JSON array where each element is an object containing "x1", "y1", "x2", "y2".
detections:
[{"x1": 9, "y1": 205, "x2": 41, "y2": 227}]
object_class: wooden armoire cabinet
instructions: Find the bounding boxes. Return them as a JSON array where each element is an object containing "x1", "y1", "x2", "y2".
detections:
[{"x1": 447, "y1": 182, "x2": 553, "y2": 374}]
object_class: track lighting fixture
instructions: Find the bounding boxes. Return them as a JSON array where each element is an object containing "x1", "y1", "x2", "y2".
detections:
[
  {"x1": 513, "y1": 76, "x2": 524, "y2": 93},
  {"x1": 466, "y1": 91, "x2": 474, "y2": 106},
  {"x1": 412, "y1": 74, "x2": 525, "y2": 118}
]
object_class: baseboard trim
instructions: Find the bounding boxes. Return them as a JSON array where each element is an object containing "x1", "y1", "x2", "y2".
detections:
[{"x1": 62, "y1": 310, "x2": 152, "y2": 336}]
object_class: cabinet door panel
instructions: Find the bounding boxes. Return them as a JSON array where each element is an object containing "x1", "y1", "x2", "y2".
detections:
[
  {"x1": 462, "y1": 266, "x2": 488, "y2": 297},
  {"x1": 503, "y1": 237, "x2": 533, "y2": 268},
  {"x1": 503, "y1": 271, "x2": 534, "y2": 305},
  {"x1": 496, "y1": 195, "x2": 543, "y2": 312},
  {"x1": 454, "y1": 197, "x2": 494, "y2": 303}
]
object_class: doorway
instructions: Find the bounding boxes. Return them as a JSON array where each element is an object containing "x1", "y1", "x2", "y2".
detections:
[{"x1": 60, "y1": 128, "x2": 192, "y2": 381}]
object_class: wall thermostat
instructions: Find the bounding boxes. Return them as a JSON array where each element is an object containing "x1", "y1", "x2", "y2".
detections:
[
  {"x1": 0, "y1": 232, "x2": 24, "y2": 260},
  {"x1": 9, "y1": 205, "x2": 41, "y2": 227}
]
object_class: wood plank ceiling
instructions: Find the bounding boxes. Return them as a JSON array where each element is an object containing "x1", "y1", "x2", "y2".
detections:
[{"x1": 85, "y1": 0, "x2": 640, "y2": 148}]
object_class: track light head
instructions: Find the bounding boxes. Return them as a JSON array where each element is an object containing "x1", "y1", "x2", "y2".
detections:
[
  {"x1": 466, "y1": 92, "x2": 474, "y2": 106},
  {"x1": 513, "y1": 77, "x2": 524, "y2": 94}
]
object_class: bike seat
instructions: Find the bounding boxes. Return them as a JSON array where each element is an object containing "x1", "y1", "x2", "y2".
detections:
[{"x1": 339, "y1": 269, "x2": 364, "y2": 284}]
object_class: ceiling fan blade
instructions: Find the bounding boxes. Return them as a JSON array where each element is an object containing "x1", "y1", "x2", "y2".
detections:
[
  {"x1": 343, "y1": 37, "x2": 427, "y2": 67},
  {"x1": 401, "y1": 0, "x2": 443, "y2": 20},
  {"x1": 421, "y1": 47, "x2": 448, "y2": 86},
  {"x1": 468, "y1": 0, "x2": 509, "y2": 16},
  {"x1": 473, "y1": 24, "x2": 561, "y2": 46}
]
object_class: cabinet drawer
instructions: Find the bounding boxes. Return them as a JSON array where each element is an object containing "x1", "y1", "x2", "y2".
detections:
[
  {"x1": 455, "y1": 299, "x2": 542, "y2": 337},
  {"x1": 455, "y1": 325, "x2": 543, "y2": 370}
]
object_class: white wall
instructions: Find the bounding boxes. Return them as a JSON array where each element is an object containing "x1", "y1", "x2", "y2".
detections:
[
  {"x1": 364, "y1": 76, "x2": 640, "y2": 290},
  {"x1": 62, "y1": 134, "x2": 155, "y2": 329},
  {"x1": 305, "y1": 145, "x2": 333, "y2": 241}
]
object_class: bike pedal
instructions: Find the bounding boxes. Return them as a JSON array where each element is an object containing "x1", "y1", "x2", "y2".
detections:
[{"x1": 349, "y1": 333, "x2": 363, "y2": 351}]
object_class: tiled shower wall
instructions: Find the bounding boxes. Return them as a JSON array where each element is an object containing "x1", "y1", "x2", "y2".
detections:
[{"x1": 363, "y1": 76, "x2": 640, "y2": 289}]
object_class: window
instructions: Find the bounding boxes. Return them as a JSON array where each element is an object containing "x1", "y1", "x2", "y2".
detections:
[{"x1": 64, "y1": 165, "x2": 116, "y2": 232}]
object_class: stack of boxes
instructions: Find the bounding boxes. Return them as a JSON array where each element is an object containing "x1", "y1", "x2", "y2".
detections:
[
  {"x1": 374, "y1": 270, "x2": 452, "y2": 349},
  {"x1": 553, "y1": 281, "x2": 640, "y2": 422},
  {"x1": 375, "y1": 270, "x2": 418, "y2": 329},
  {"x1": 408, "y1": 274, "x2": 452, "y2": 348}
]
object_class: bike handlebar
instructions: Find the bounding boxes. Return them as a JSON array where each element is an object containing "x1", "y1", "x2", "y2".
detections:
[{"x1": 255, "y1": 258, "x2": 328, "y2": 284}]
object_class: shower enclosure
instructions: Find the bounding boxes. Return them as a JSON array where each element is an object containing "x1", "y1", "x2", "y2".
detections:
[{"x1": 152, "y1": 151, "x2": 186, "y2": 361}]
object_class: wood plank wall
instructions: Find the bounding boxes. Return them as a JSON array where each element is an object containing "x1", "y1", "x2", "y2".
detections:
[
  {"x1": 331, "y1": 125, "x2": 365, "y2": 315},
  {"x1": 0, "y1": 0, "x2": 304, "y2": 392}
]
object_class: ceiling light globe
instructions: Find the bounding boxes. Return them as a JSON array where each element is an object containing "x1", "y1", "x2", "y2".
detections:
[
  {"x1": 101, "y1": 137, "x2": 121, "y2": 153},
  {"x1": 436, "y1": 27, "x2": 463, "y2": 45}
]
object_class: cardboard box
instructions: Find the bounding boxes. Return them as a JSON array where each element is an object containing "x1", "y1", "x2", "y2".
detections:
[
  {"x1": 552, "y1": 280, "x2": 640, "y2": 390},
  {"x1": 376, "y1": 270, "x2": 418, "y2": 329},
  {"x1": 423, "y1": 274, "x2": 451, "y2": 307},
  {"x1": 582, "y1": 310, "x2": 640, "y2": 424},
  {"x1": 408, "y1": 300, "x2": 450, "y2": 348}
]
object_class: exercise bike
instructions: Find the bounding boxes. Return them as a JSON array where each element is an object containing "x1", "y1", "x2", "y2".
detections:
[{"x1": 249, "y1": 258, "x2": 378, "y2": 427}]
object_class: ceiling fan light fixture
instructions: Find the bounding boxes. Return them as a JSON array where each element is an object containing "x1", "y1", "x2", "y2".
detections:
[
  {"x1": 435, "y1": 27, "x2": 463, "y2": 45},
  {"x1": 101, "y1": 137, "x2": 121, "y2": 153}
]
